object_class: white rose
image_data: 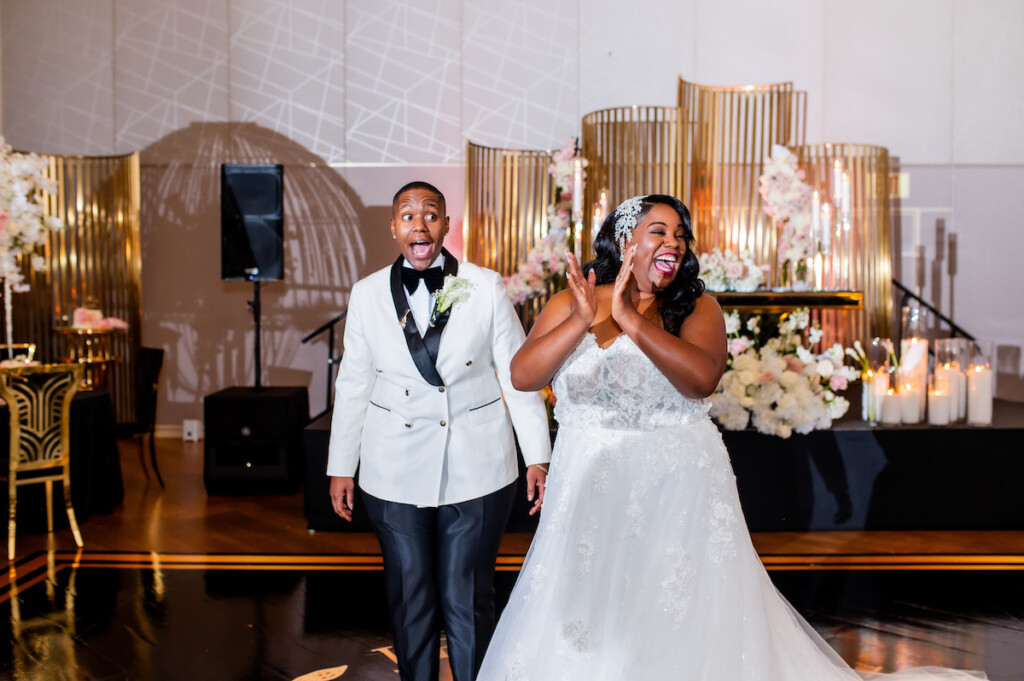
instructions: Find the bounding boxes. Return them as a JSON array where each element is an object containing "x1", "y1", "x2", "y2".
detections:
[{"x1": 816, "y1": 359, "x2": 834, "y2": 379}]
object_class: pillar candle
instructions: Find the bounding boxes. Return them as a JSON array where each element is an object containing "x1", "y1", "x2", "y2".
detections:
[
  {"x1": 899, "y1": 385, "x2": 920, "y2": 424},
  {"x1": 927, "y1": 390, "x2": 951, "y2": 426},
  {"x1": 933, "y1": 363, "x2": 960, "y2": 422},
  {"x1": 967, "y1": 366, "x2": 994, "y2": 425},
  {"x1": 879, "y1": 388, "x2": 901, "y2": 425},
  {"x1": 599, "y1": 189, "x2": 609, "y2": 218},
  {"x1": 861, "y1": 372, "x2": 876, "y2": 422},
  {"x1": 956, "y1": 370, "x2": 968, "y2": 420}
]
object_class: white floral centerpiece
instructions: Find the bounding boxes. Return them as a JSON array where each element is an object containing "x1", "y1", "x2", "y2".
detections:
[
  {"x1": 758, "y1": 145, "x2": 814, "y2": 290},
  {"x1": 0, "y1": 137, "x2": 63, "y2": 356},
  {"x1": 710, "y1": 308, "x2": 858, "y2": 438},
  {"x1": 503, "y1": 138, "x2": 582, "y2": 304},
  {"x1": 699, "y1": 247, "x2": 766, "y2": 292},
  {"x1": 0, "y1": 137, "x2": 62, "y2": 291}
]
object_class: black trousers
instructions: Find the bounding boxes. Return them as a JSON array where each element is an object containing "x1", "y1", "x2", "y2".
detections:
[{"x1": 363, "y1": 482, "x2": 516, "y2": 681}]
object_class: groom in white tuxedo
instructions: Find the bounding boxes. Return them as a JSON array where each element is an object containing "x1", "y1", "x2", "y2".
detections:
[{"x1": 327, "y1": 181, "x2": 551, "y2": 681}]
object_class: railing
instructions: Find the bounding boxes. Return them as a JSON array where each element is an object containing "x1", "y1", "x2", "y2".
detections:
[
  {"x1": 892, "y1": 279, "x2": 974, "y2": 341},
  {"x1": 301, "y1": 310, "x2": 347, "y2": 420}
]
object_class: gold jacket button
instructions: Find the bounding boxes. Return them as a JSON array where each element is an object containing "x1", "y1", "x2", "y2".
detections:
[
  {"x1": 405, "y1": 389, "x2": 410, "y2": 396},
  {"x1": 405, "y1": 423, "x2": 412, "y2": 428},
  {"x1": 440, "y1": 420, "x2": 447, "y2": 427},
  {"x1": 438, "y1": 387, "x2": 445, "y2": 393},
  {"x1": 466, "y1": 360, "x2": 473, "y2": 366}
]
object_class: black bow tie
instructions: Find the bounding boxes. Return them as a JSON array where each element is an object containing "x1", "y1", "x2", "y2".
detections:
[{"x1": 402, "y1": 266, "x2": 444, "y2": 294}]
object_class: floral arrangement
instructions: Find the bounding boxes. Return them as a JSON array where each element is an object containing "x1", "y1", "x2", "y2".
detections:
[
  {"x1": 429, "y1": 275, "x2": 474, "y2": 326},
  {"x1": 503, "y1": 138, "x2": 583, "y2": 305},
  {"x1": 710, "y1": 308, "x2": 858, "y2": 438},
  {"x1": 0, "y1": 136, "x2": 63, "y2": 292},
  {"x1": 758, "y1": 145, "x2": 814, "y2": 288},
  {"x1": 72, "y1": 307, "x2": 129, "y2": 330},
  {"x1": 698, "y1": 247, "x2": 766, "y2": 292}
]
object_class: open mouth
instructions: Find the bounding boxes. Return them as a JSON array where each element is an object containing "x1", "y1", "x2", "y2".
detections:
[
  {"x1": 653, "y1": 253, "x2": 679, "y2": 275},
  {"x1": 409, "y1": 241, "x2": 433, "y2": 259}
]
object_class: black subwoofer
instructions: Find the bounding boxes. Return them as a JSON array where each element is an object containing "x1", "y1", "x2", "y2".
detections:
[{"x1": 203, "y1": 386, "x2": 309, "y2": 494}]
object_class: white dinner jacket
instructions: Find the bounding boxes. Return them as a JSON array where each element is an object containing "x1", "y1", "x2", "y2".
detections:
[{"x1": 326, "y1": 257, "x2": 551, "y2": 507}]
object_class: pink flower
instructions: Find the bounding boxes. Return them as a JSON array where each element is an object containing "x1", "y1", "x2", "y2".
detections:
[
  {"x1": 99, "y1": 317, "x2": 129, "y2": 330},
  {"x1": 729, "y1": 338, "x2": 750, "y2": 356},
  {"x1": 72, "y1": 307, "x2": 103, "y2": 329},
  {"x1": 787, "y1": 356, "x2": 804, "y2": 373},
  {"x1": 758, "y1": 370, "x2": 778, "y2": 385},
  {"x1": 0, "y1": 211, "x2": 8, "y2": 233},
  {"x1": 829, "y1": 374, "x2": 848, "y2": 391},
  {"x1": 725, "y1": 261, "x2": 746, "y2": 280}
]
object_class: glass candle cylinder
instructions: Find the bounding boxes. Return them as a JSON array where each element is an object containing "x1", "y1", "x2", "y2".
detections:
[
  {"x1": 927, "y1": 376, "x2": 951, "y2": 426},
  {"x1": 966, "y1": 340, "x2": 995, "y2": 426},
  {"x1": 933, "y1": 339, "x2": 962, "y2": 423}
]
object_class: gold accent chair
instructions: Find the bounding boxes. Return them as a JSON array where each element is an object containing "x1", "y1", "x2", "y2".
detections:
[{"x1": 0, "y1": 363, "x2": 85, "y2": 560}]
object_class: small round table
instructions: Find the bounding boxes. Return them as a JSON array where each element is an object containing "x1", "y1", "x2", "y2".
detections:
[{"x1": 53, "y1": 327, "x2": 124, "y2": 390}]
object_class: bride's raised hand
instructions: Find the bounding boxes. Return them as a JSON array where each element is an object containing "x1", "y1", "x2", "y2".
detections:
[
  {"x1": 565, "y1": 251, "x2": 597, "y2": 328},
  {"x1": 611, "y1": 244, "x2": 641, "y2": 327}
]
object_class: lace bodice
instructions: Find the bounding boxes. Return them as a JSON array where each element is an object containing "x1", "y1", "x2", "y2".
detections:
[{"x1": 552, "y1": 333, "x2": 710, "y2": 431}]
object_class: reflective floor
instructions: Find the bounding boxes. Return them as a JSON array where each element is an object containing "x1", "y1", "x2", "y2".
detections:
[{"x1": 1, "y1": 551, "x2": 1022, "y2": 681}]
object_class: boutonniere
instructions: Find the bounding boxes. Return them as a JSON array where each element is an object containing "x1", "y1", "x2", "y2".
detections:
[{"x1": 429, "y1": 275, "x2": 475, "y2": 326}]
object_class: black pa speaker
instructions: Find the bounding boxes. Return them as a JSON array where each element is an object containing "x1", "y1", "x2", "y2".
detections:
[{"x1": 220, "y1": 163, "x2": 284, "y2": 281}]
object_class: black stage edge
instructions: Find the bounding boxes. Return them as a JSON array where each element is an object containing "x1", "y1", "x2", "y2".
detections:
[
  {"x1": 204, "y1": 386, "x2": 309, "y2": 495},
  {"x1": 304, "y1": 393, "x2": 1024, "y2": 532}
]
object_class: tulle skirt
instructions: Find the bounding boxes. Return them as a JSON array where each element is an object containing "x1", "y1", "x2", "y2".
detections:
[{"x1": 477, "y1": 419, "x2": 987, "y2": 681}]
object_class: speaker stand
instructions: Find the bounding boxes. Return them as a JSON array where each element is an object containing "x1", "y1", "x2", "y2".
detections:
[{"x1": 247, "y1": 279, "x2": 263, "y2": 389}]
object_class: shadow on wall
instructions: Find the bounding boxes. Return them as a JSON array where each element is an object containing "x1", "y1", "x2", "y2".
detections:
[{"x1": 140, "y1": 122, "x2": 389, "y2": 425}]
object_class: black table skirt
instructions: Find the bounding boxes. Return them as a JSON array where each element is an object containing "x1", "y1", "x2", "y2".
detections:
[{"x1": 2, "y1": 388, "x2": 124, "y2": 533}]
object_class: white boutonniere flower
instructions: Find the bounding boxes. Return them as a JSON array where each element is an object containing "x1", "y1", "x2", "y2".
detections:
[{"x1": 430, "y1": 275, "x2": 475, "y2": 326}]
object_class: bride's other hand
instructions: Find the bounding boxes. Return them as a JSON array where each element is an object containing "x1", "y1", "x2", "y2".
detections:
[
  {"x1": 565, "y1": 251, "x2": 597, "y2": 327},
  {"x1": 611, "y1": 244, "x2": 641, "y2": 328}
]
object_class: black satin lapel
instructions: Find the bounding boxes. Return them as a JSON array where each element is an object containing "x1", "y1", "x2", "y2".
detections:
[
  {"x1": 422, "y1": 251, "x2": 460, "y2": 365},
  {"x1": 390, "y1": 257, "x2": 444, "y2": 387}
]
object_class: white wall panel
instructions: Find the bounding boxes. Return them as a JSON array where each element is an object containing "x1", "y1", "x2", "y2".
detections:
[
  {"x1": 114, "y1": 0, "x2": 230, "y2": 153},
  {"x1": 579, "y1": 0, "x2": 695, "y2": 115},
  {"x1": 345, "y1": 0, "x2": 461, "y2": 163},
  {"x1": 1, "y1": 0, "x2": 114, "y2": 154},
  {"x1": 952, "y1": 0, "x2": 1024, "y2": 164},
  {"x1": 693, "y1": 0, "x2": 825, "y2": 143},
  {"x1": 823, "y1": 0, "x2": 953, "y2": 164},
  {"x1": 462, "y1": 0, "x2": 578, "y2": 151},
  {"x1": 228, "y1": 0, "x2": 346, "y2": 163}
]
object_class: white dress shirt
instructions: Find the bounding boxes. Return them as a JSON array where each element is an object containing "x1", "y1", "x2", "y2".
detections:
[{"x1": 403, "y1": 254, "x2": 443, "y2": 337}]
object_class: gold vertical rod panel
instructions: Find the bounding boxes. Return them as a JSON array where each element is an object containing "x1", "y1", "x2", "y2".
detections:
[
  {"x1": 581, "y1": 106, "x2": 688, "y2": 260},
  {"x1": 12, "y1": 152, "x2": 142, "y2": 423},
  {"x1": 795, "y1": 143, "x2": 893, "y2": 346},
  {"x1": 678, "y1": 78, "x2": 806, "y2": 282},
  {"x1": 464, "y1": 141, "x2": 554, "y2": 329}
]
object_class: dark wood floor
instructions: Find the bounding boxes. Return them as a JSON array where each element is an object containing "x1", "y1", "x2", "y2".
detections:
[
  {"x1": 3, "y1": 437, "x2": 1023, "y2": 681},
  {"x1": 12, "y1": 437, "x2": 1024, "y2": 561}
]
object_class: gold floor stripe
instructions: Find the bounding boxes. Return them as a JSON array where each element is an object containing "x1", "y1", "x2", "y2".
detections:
[{"x1": 7, "y1": 551, "x2": 1022, "y2": 582}]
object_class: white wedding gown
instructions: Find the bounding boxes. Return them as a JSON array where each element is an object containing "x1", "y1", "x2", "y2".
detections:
[{"x1": 477, "y1": 333, "x2": 987, "y2": 681}]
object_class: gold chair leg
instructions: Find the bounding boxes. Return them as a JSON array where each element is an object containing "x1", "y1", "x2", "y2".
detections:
[
  {"x1": 8, "y1": 482, "x2": 17, "y2": 561},
  {"x1": 45, "y1": 480, "x2": 54, "y2": 534},
  {"x1": 62, "y1": 472, "x2": 83, "y2": 549}
]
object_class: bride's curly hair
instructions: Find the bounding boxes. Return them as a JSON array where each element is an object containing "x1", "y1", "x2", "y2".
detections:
[{"x1": 583, "y1": 194, "x2": 704, "y2": 336}]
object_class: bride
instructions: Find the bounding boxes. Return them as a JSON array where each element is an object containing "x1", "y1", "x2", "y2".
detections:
[{"x1": 476, "y1": 195, "x2": 986, "y2": 680}]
